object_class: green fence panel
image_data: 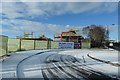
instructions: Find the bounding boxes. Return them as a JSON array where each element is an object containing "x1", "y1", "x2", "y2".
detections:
[
  {"x1": 21, "y1": 40, "x2": 34, "y2": 50},
  {"x1": 0, "y1": 35, "x2": 8, "y2": 56},
  {"x1": 51, "y1": 41, "x2": 58, "y2": 49},
  {"x1": 81, "y1": 42, "x2": 91, "y2": 48},
  {"x1": 35, "y1": 40, "x2": 47, "y2": 49},
  {"x1": 8, "y1": 38, "x2": 20, "y2": 52}
]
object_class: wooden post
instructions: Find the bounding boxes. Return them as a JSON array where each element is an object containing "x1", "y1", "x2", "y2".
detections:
[
  {"x1": 49, "y1": 40, "x2": 51, "y2": 49},
  {"x1": 47, "y1": 39, "x2": 49, "y2": 49},
  {"x1": 47, "y1": 38, "x2": 51, "y2": 49},
  {"x1": 19, "y1": 39, "x2": 21, "y2": 51},
  {"x1": 6, "y1": 36, "x2": 8, "y2": 55}
]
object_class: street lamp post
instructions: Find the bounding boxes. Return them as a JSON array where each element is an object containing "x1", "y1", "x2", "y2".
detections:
[
  {"x1": 106, "y1": 24, "x2": 115, "y2": 42},
  {"x1": 105, "y1": 24, "x2": 115, "y2": 48},
  {"x1": 106, "y1": 25, "x2": 109, "y2": 42}
]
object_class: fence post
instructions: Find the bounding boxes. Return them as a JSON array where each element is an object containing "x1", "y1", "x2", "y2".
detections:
[
  {"x1": 19, "y1": 39, "x2": 21, "y2": 51},
  {"x1": 47, "y1": 38, "x2": 51, "y2": 49},
  {"x1": 47, "y1": 39, "x2": 49, "y2": 49},
  {"x1": 50, "y1": 40, "x2": 51, "y2": 49},
  {"x1": 6, "y1": 36, "x2": 8, "y2": 55}
]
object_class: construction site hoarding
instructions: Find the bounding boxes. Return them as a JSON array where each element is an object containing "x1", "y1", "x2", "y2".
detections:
[
  {"x1": 8, "y1": 38, "x2": 20, "y2": 52},
  {"x1": 51, "y1": 41, "x2": 58, "y2": 49},
  {"x1": 0, "y1": 35, "x2": 8, "y2": 56},
  {"x1": 1, "y1": 37, "x2": 92, "y2": 56},
  {"x1": 35, "y1": 40, "x2": 47, "y2": 49},
  {"x1": 21, "y1": 40, "x2": 34, "y2": 50},
  {"x1": 81, "y1": 41, "x2": 91, "y2": 48}
]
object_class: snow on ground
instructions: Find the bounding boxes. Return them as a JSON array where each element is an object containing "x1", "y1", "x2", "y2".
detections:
[
  {"x1": 1, "y1": 49, "x2": 119, "y2": 78},
  {"x1": 17, "y1": 50, "x2": 63, "y2": 78},
  {"x1": 1, "y1": 50, "x2": 50, "y2": 78},
  {"x1": 58, "y1": 49, "x2": 119, "y2": 77}
]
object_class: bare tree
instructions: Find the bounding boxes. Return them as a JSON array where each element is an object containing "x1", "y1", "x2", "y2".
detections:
[{"x1": 82, "y1": 25, "x2": 107, "y2": 47}]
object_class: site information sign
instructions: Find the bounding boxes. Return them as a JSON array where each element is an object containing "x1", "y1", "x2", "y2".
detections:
[{"x1": 58, "y1": 42, "x2": 74, "y2": 49}]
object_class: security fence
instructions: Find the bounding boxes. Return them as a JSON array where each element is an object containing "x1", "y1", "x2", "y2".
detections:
[
  {"x1": 21, "y1": 40, "x2": 34, "y2": 50},
  {"x1": 0, "y1": 35, "x2": 91, "y2": 57},
  {"x1": 51, "y1": 41, "x2": 59, "y2": 49},
  {"x1": 8, "y1": 38, "x2": 20, "y2": 52},
  {"x1": 8, "y1": 38, "x2": 59, "y2": 53},
  {"x1": 81, "y1": 41, "x2": 91, "y2": 49},
  {"x1": 0, "y1": 35, "x2": 8, "y2": 57},
  {"x1": 35, "y1": 40, "x2": 48, "y2": 50},
  {"x1": 0, "y1": 36, "x2": 59, "y2": 57}
]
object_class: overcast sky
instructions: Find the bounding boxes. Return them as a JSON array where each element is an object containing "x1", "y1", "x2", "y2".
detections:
[{"x1": 0, "y1": 1, "x2": 119, "y2": 41}]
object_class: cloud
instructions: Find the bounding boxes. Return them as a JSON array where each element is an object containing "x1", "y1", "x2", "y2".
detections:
[
  {"x1": 1, "y1": 0, "x2": 120, "y2": 2},
  {"x1": 1, "y1": 2, "x2": 118, "y2": 39},
  {"x1": 1, "y1": 2, "x2": 118, "y2": 19},
  {"x1": 1, "y1": 19, "x2": 68, "y2": 38}
]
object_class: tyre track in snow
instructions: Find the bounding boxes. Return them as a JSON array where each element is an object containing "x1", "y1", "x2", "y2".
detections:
[
  {"x1": 43, "y1": 53, "x2": 73, "y2": 79},
  {"x1": 59, "y1": 55, "x2": 92, "y2": 80},
  {"x1": 42, "y1": 52, "x2": 118, "y2": 80},
  {"x1": 59, "y1": 54, "x2": 118, "y2": 80},
  {"x1": 41, "y1": 54, "x2": 60, "y2": 79},
  {"x1": 45, "y1": 54, "x2": 89, "y2": 79},
  {"x1": 16, "y1": 50, "x2": 119, "y2": 80},
  {"x1": 16, "y1": 50, "x2": 61, "y2": 79}
]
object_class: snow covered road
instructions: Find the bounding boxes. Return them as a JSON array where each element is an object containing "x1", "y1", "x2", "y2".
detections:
[
  {"x1": 1, "y1": 49, "x2": 119, "y2": 80},
  {"x1": 58, "y1": 49, "x2": 119, "y2": 79}
]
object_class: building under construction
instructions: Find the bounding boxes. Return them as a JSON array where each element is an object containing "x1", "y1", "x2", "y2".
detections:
[
  {"x1": 54, "y1": 28, "x2": 83, "y2": 48},
  {"x1": 17, "y1": 32, "x2": 53, "y2": 41},
  {"x1": 54, "y1": 29, "x2": 83, "y2": 42}
]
